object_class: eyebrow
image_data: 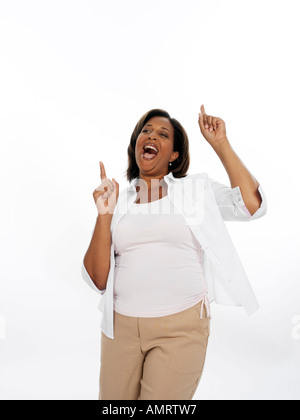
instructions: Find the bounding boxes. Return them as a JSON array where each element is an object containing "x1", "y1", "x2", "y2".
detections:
[{"x1": 144, "y1": 124, "x2": 170, "y2": 132}]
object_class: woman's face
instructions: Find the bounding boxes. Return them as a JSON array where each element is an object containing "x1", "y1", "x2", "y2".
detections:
[{"x1": 135, "y1": 116, "x2": 179, "y2": 179}]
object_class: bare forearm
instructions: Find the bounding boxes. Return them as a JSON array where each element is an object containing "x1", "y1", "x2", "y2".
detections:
[
  {"x1": 212, "y1": 138, "x2": 262, "y2": 215},
  {"x1": 83, "y1": 213, "x2": 113, "y2": 290}
]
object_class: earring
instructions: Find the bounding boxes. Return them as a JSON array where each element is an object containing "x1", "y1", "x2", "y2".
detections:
[{"x1": 169, "y1": 162, "x2": 172, "y2": 167}]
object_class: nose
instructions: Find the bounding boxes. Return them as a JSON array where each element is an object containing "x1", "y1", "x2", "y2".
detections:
[{"x1": 148, "y1": 134, "x2": 157, "y2": 141}]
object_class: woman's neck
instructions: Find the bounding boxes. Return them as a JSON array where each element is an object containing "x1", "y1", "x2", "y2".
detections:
[{"x1": 135, "y1": 178, "x2": 168, "y2": 204}]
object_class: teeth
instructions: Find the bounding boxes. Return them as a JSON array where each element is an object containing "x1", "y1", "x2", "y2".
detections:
[
  {"x1": 144, "y1": 145, "x2": 158, "y2": 152},
  {"x1": 142, "y1": 152, "x2": 157, "y2": 160}
]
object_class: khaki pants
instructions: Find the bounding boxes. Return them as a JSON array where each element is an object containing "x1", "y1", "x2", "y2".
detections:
[{"x1": 99, "y1": 301, "x2": 210, "y2": 400}]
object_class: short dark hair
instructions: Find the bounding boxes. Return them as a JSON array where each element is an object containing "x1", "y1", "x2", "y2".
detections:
[{"x1": 124, "y1": 109, "x2": 190, "y2": 182}]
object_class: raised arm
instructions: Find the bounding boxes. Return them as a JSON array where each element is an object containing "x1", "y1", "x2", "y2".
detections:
[
  {"x1": 198, "y1": 104, "x2": 263, "y2": 216},
  {"x1": 82, "y1": 161, "x2": 119, "y2": 293}
]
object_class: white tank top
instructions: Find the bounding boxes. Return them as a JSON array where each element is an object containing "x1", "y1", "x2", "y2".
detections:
[{"x1": 113, "y1": 195, "x2": 210, "y2": 318}]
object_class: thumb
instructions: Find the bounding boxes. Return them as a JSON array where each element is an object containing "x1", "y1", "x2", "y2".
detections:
[{"x1": 198, "y1": 113, "x2": 205, "y2": 131}]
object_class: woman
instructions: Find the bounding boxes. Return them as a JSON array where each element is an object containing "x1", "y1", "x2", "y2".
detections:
[{"x1": 82, "y1": 105, "x2": 267, "y2": 400}]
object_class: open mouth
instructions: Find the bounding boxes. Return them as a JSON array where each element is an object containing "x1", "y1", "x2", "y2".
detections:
[{"x1": 142, "y1": 144, "x2": 159, "y2": 161}]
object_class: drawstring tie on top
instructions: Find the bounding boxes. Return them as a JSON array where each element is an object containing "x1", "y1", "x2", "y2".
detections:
[{"x1": 199, "y1": 295, "x2": 211, "y2": 319}]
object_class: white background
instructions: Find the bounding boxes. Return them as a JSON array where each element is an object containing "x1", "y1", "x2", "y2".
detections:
[{"x1": 0, "y1": 0, "x2": 299, "y2": 400}]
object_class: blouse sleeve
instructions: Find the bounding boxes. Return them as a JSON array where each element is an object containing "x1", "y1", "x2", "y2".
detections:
[{"x1": 208, "y1": 178, "x2": 267, "y2": 222}]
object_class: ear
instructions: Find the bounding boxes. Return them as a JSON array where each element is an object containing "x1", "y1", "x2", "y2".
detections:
[{"x1": 171, "y1": 151, "x2": 179, "y2": 161}]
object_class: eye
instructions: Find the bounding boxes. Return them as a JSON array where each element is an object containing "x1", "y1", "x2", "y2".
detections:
[{"x1": 142, "y1": 129, "x2": 168, "y2": 137}]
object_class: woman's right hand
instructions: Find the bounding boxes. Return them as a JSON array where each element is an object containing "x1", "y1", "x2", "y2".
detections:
[{"x1": 93, "y1": 161, "x2": 119, "y2": 215}]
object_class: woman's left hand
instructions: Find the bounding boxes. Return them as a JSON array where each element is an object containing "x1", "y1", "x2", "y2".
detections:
[{"x1": 198, "y1": 104, "x2": 228, "y2": 147}]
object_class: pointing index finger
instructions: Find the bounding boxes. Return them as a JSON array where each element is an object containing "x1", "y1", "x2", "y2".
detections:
[
  {"x1": 200, "y1": 104, "x2": 206, "y2": 115},
  {"x1": 99, "y1": 161, "x2": 107, "y2": 180}
]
